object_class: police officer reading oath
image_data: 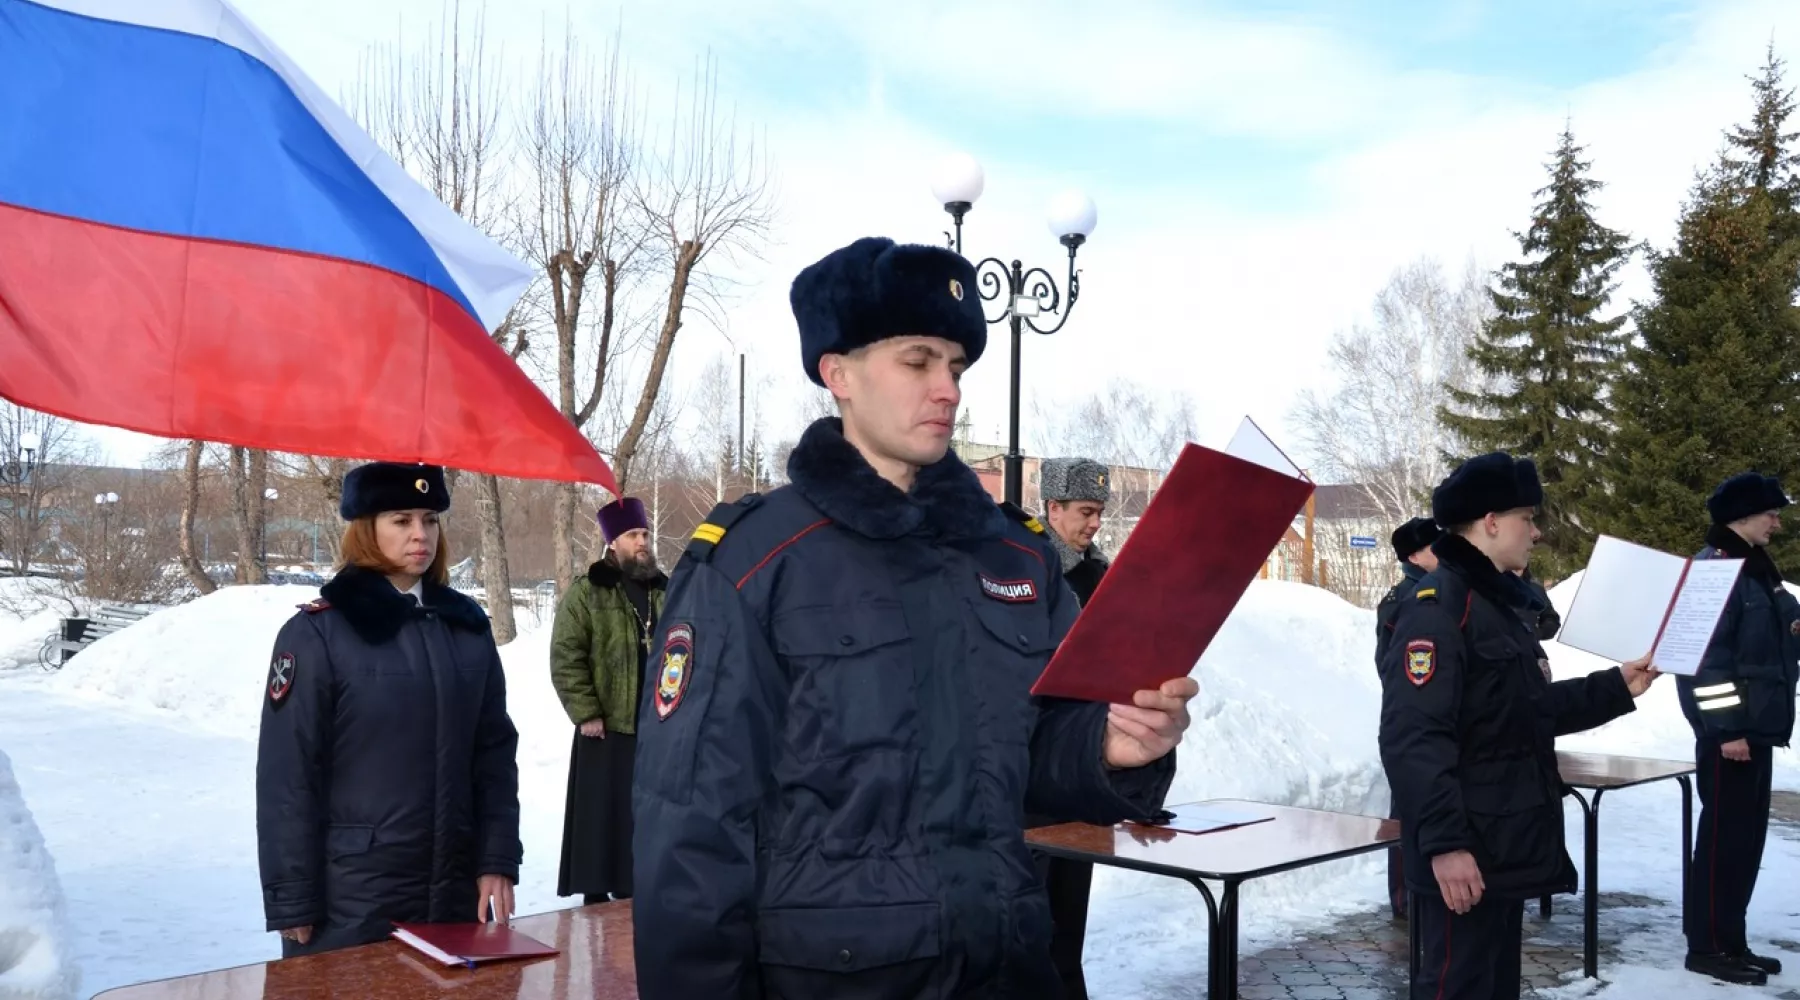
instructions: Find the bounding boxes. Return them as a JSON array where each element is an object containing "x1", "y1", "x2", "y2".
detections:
[
  {"x1": 1676, "y1": 472, "x2": 1800, "y2": 987},
  {"x1": 1380, "y1": 453, "x2": 1659, "y2": 1000},
  {"x1": 632, "y1": 236, "x2": 1198, "y2": 999},
  {"x1": 256, "y1": 463, "x2": 522, "y2": 957}
]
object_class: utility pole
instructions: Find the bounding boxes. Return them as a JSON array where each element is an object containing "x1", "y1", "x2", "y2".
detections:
[{"x1": 737, "y1": 354, "x2": 746, "y2": 478}]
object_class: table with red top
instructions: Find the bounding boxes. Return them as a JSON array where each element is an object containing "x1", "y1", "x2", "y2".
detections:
[
  {"x1": 1027, "y1": 799, "x2": 1400, "y2": 1000},
  {"x1": 92, "y1": 901, "x2": 637, "y2": 1000}
]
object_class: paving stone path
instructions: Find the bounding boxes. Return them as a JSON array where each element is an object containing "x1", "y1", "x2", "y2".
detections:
[
  {"x1": 1108, "y1": 791, "x2": 1800, "y2": 998},
  {"x1": 1121, "y1": 890, "x2": 1799, "y2": 998}
]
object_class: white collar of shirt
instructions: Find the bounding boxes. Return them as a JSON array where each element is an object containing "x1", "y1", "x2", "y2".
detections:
[{"x1": 394, "y1": 580, "x2": 424, "y2": 605}]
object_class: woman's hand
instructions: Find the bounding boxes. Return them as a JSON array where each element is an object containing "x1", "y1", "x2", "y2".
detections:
[{"x1": 477, "y1": 874, "x2": 515, "y2": 924}]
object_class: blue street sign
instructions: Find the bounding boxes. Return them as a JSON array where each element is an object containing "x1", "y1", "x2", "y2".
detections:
[{"x1": 1349, "y1": 536, "x2": 1378, "y2": 549}]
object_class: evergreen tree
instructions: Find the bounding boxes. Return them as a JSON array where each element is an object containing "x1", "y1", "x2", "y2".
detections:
[
  {"x1": 1440, "y1": 125, "x2": 1633, "y2": 581},
  {"x1": 1602, "y1": 48, "x2": 1800, "y2": 563}
]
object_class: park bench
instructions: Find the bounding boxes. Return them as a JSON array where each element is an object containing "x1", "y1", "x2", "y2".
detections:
[{"x1": 42, "y1": 602, "x2": 165, "y2": 668}]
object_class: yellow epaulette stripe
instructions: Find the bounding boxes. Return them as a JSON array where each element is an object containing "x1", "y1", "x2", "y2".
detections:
[
  {"x1": 1416, "y1": 588, "x2": 1437, "y2": 599},
  {"x1": 691, "y1": 523, "x2": 726, "y2": 545},
  {"x1": 1023, "y1": 516, "x2": 1045, "y2": 535}
]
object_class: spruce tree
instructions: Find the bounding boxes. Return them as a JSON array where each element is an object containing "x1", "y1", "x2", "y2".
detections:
[
  {"x1": 1439, "y1": 125, "x2": 1633, "y2": 582},
  {"x1": 1602, "y1": 48, "x2": 1800, "y2": 563}
]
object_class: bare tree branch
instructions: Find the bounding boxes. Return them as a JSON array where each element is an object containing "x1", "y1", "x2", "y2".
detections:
[
  {"x1": 1287, "y1": 257, "x2": 1493, "y2": 520},
  {"x1": 612, "y1": 54, "x2": 776, "y2": 491}
]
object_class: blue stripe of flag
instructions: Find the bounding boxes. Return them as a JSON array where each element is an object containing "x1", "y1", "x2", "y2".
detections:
[{"x1": 0, "y1": 0, "x2": 481, "y2": 322}]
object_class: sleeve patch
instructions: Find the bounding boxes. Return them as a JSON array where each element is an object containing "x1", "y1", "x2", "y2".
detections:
[
  {"x1": 1405, "y1": 639, "x2": 1436, "y2": 686},
  {"x1": 654, "y1": 623, "x2": 695, "y2": 720},
  {"x1": 268, "y1": 652, "x2": 296, "y2": 706}
]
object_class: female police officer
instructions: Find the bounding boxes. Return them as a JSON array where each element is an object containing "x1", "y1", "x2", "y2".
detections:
[
  {"x1": 255, "y1": 462, "x2": 522, "y2": 957},
  {"x1": 632, "y1": 237, "x2": 1198, "y2": 998}
]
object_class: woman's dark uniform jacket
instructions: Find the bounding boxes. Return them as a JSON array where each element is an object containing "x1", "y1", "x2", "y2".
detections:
[
  {"x1": 255, "y1": 565, "x2": 522, "y2": 956},
  {"x1": 631, "y1": 418, "x2": 1176, "y2": 999},
  {"x1": 1378, "y1": 534, "x2": 1634, "y2": 900}
]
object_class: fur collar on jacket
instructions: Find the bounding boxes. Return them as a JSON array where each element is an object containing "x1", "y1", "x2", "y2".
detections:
[
  {"x1": 586, "y1": 556, "x2": 669, "y2": 591},
  {"x1": 1705, "y1": 522, "x2": 1785, "y2": 587},
  {"x1": 1047, "y1": 528, "x2": 1108, "y2": 576},
  {"x1": 319, "y1": 563, "x2": 490, "y2": 644},
  {"x1": 785, "y1": 417, "x2": 1006, "y2": 543},
  {"x1": 1431, "y1": 533, "x2": 1542, "y2": 614}
]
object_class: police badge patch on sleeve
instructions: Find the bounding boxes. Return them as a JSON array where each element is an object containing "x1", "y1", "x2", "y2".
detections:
[
  {"x1": 655, "y1": 624, "x2": 694, "y2": 720},
  {"x1": 1405, "y1": 639, "x2": 1436, "y2": 686},
  {"x1": 268, "y1": 652, "x2": 295, "y2": 707}
]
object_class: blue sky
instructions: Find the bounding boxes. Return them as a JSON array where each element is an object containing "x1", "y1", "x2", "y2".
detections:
[{"x1": 63, "y1": 0, "x2": 1800, "y2": 465}]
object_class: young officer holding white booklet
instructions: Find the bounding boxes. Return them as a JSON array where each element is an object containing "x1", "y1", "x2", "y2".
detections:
[{"x1": 1676, "y1": 472, "x2": 1800, "y2": 987}]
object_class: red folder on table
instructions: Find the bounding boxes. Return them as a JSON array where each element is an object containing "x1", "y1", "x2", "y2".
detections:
[
  {"x1": 391, "y1": 922, "x2": 558, "y2": 968},
  {"x1": 1030, "y1": 418, "x2": 1315, "y2": 704}
]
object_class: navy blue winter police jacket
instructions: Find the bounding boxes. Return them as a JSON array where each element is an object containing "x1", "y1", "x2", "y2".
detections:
[
  {"x1": 255, "y1": 565, "x2": 522, "y2": 955},
  {"x1": 1379, "y1": 535, "x2": 1633, "y2": 900},
  {"x1": 1677, "y1": 527, "x2": 1800, "y2": 748},
  {"x1": 632, "y1": 418, "x2": 1176, "y2": 999}
]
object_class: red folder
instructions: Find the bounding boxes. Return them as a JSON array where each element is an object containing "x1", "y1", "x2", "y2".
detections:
[
  {"x1": 1030, "y1": 434, "x2": 1315, "y2": 704},
  {"x1": 391, "y1": 922, "x2": 559, "y2": 968}
]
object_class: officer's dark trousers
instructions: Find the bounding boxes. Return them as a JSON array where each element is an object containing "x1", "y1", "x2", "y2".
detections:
[
  {"x1": 1685, "y1": 739, "x2": 1773, "y2": 955},
  {"x1": 1034, "y1": 853, "x2": 1093, "y2": 998},
  {"x1": 1412, "y1": 892, "x2": 1524, "y2": 1000}
]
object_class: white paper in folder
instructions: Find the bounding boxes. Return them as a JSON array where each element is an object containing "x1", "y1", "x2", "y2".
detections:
[{"x1": 1556, "y1": 535, "x2": 1743, "y2": 676}]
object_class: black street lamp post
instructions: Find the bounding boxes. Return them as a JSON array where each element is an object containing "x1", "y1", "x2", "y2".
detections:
[
  {"x1": 930, "y1": 152, "x2": 1096, "y2": 507},
  {"x1": 0, "y1": 430, "x2": 41, "y2": 488}
]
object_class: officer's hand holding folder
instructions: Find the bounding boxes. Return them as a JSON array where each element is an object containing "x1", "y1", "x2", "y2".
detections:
[{"x1": 1031, "y1": 418, "x2": 1316, "y2": 705}]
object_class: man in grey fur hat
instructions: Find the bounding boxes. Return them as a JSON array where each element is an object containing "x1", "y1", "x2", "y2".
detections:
[
  {"x1": 1040, "y1": 456, "x2": 1112, "y2": 606},
  {"x1": 1027, "y1": 455, "x2": 1114, "y2": 998}
]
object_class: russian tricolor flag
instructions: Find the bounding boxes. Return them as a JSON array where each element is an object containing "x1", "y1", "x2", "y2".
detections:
[{"x1": 0, "y1": 0, "x2": 617, "y2": 491}]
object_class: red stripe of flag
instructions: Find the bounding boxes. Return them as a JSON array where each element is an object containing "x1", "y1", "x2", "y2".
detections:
[{"x1": 0, "y1": 201, "x2": 615, "y2": 492}]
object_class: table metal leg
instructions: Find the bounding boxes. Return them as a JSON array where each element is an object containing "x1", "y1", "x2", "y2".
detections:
[
  {"x1": 1571, "y1": 788, "x2": 1603, "y2": 979},
  {"x1": 1219, "y1": 880, "x2": 1242, "y2": 1000},
  {"x1": 1678, "y1": 775, "x2": 1693, "y2": 921},
  {"x1": 1408, "y1": 889, "x2": 1421, "y2": 985},
  {"x1": 1185, "y1": 877, "x2": 1223, "y2": 999},
  {"x1": 1539, "y1": 892, "x2": 1553, "y2": 918}
]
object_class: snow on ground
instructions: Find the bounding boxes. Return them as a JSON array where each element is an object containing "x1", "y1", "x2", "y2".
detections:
[
  {"x1": 2, "y1": 574, "x2": 1799, "y2": 996},
  {"x1": 0, "y1": 578, "x2": 66, "y2": 674},
  {"x1": 0, "y1": 748, "x2": 80, "y2": 1000}
]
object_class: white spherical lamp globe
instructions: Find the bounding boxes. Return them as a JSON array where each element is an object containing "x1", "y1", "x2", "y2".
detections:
[
  {"x1": 1046, "y1": 189, "x2": 1098, "y2": 240},
  {"x1": 930, "y1": 152, "x2": 985, "y2": 207}
]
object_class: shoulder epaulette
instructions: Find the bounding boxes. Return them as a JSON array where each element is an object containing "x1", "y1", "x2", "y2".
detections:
[
  {"x1": 298, "y1": 598, "x2": 331, "y2": 614},
  {"x1": 999, "y1": 501, "x2": 1046, "y2": 535},
  {"x1": 685, "y1": 493, "x2": 764, "y2": 563},
  {"x1": 1415, "y1": 587, "x2": 1438, "y2": 602}
]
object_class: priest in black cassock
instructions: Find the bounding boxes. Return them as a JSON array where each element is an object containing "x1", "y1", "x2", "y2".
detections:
[{"x1": 548, "y1": 498, "x2": 666, "y2": 903}]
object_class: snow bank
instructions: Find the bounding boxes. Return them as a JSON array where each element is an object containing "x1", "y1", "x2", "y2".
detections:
[
  {"x1": 47, "y1": 585, "x2": 321, "y2": 740},
  {"x1": 0, "y1": 749, "x2": 79, "y2": 1000},
  {"x1": 0, "y1": 578, "x2": 65, "y2": 674},
  {"x1": 1080, "y1": 580, "x2": 1392, "y2": 984}
]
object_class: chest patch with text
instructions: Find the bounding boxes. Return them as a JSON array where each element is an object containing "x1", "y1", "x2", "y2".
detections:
[{"x1": 979, "y1": 575, "x2": 1038, "y2": 603}]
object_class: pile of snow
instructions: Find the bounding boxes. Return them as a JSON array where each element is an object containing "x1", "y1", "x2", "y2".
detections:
[
  {"x1": 1081, "y1": 580, "x2": 1392, "y2": 984},
  {"x1": 47, "y1": 585, "x2": 322, "y2": 741},
  {"x1": 0, "y1": 578, "x2": 67, "y2": 674},
  {"x1": 0, "y1": 749, "x2": 79, "y2": 1000}
]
